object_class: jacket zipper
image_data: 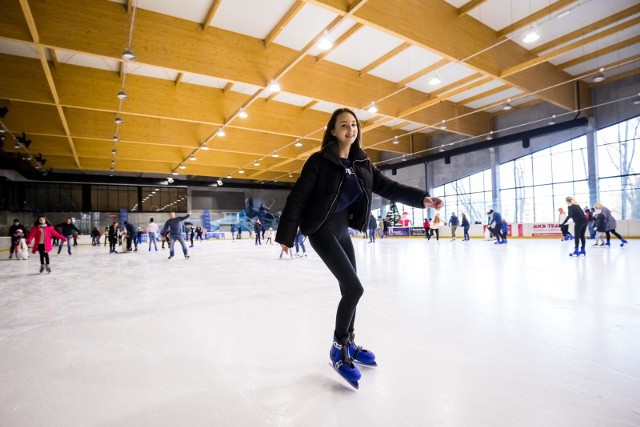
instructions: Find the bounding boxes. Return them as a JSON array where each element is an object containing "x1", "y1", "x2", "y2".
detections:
[
  {"x1": 310, "y1": 171, "x2": 345, "y2": 236},
  {"x1": 353, "y1": 158, "x2": 371, "y2": 232}
]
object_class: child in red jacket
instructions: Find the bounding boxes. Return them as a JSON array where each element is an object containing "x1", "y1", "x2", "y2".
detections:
[{"x1": 27, "y1": 216, "x2": 66, "y2": 274}]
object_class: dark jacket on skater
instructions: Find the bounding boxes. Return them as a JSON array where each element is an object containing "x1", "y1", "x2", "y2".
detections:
[{"x1": 276, "y1": 144, "x2": 428, "y2": 247}]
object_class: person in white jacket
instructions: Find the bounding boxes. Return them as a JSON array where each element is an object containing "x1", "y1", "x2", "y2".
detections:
[
  {"x1": 146, "y1": 218, "x2": 159, "y2": 252},
  {"x1": 558, "y1": 207, "x2": 573, "y2": 241}
]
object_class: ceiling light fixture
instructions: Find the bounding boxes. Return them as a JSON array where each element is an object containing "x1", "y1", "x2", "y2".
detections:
[
  {"x1": 111, "y1": 149, "x2": 117, "y2": 155},
  {"x1": 439, "y1": 145, "x2": 445, "y2": 152},
  {"x1": 117, "y1": 90, "x2": 128, "y2": 100},
  {"x1": 632, "y1": 94, "x2": 640, "y2": 105},
  {"x1": 238, "y1": 169, "x2": 245, "y2": 174},
  {"x1": 115, "y1": 116, "x2": 123, "y2": 125},
  {"x1": 367, "y1": 102, "x2": 378, "y2": 114},
  {"x1": 556, "y1": 10, "x2": 571, "y2": 19},
  {"x1": 317, "y1": 33, "x2": 333, "y2": 51},
  {"x1": 179, "y1": 165, "x2": 186, "y2": 169},
  {"x1": 392, "y1": 136, "x2": 399, "y2": 145},
  {"x1": 216, "y1": 127, "x2": 225, "y2": 137},
  {"x1": 294, "y1": 139, "x2": 303, "y2": 147},
  {"x1": 253, "y1": 161, "x2": 261, "y2": 166},
  {"x1": 238, "y1": 108, "x2": 248, "y2": 119},
  {"x1": 549, "y1": 114, "x2": 557, "y2": 125},
  {"x1": 439, "y1": 120, "x2": 447, "y2": 130},
  {"x1": 592, "y1": 68, "x2": 606, "y2": 83},
  {"x1": 428, "y1": 73, "x2": 441, "y2": 86},
  {"x1": 189, "y1": 155, "x2": 197, "y2": 161},
  {"x1": 268, "y1": 80, "x2": 281, "y2": 92},
  {"x1": 502, "y1": 99, "x2": 513, "y2": 111},
  {"x1": 172, "y1": 171, "x2": 179, "y2": 176},
  {"x1": 288, "y1": 173, "x2": 293, "y2": 178},
  {"x1": 122, "y1": 48, "x2": 136, "y2": 61},
  {"x1": 112, "y1": 135, "x2": 120, "y2": 142},
  {"x1": 522, "y1": 28, "x2": 540, "y2": 44},
  {"x1": 201, "y1": 143, "x2": 209, "y2": 151},
  {"x1": 272, "y1": 151, "x2": 279, "y2": 158},
  {"x1": 226, "y1": 174, "x2": 232, "y2": 179},
  {"x1": 486, "y1": 131, "x2": 493, "y2": 141}
]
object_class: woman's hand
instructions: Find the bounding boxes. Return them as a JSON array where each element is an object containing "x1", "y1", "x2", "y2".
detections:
[
  {"x1": 280, "y1": 244, "x2": 289, "y2": 254},
  {"x1": 423, "y1": 196, "x2": 444, "y2": 210}
]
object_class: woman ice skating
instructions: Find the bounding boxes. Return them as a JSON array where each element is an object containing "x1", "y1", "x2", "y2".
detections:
[
  {"x1": 26, "y1": 216, "x2": 66, "y2": 273},
  {"x1": 562, "y1": 196, "x2": 588, "y2": 257},
  {"x1": 461, "y1": 213, "x2": 470, "y2": 241},
  {"x1": 594, "y1": 202, "x2": 629, "y2": 247},
  {"x1": 275, "y1": 107, "x2": 443, "y2": 389}
]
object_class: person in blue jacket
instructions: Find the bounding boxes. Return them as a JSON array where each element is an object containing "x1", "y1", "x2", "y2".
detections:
[
  {"x1": 161, "y1": 211, "x2": 191, "y2": 259},
  {"x1": 56, "y1": 218, "x2": 81, "y2": 255},
  {"x1": 487, "y1": 210, "x2": 504, "y2": 244},
  {"x1": 275, "y1": 107, "x2": 443, "y2": 388}
]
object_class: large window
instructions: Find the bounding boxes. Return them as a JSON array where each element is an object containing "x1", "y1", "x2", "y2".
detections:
[
  {"x1": 432, "y1": 169, "x2": 491, "y2": 224},
  {"x1": 387, "y1": 117, "x2": 640, "y2": 224},
  {"x1": 597, "y1": 117, "x2": 639, "y2": 219},
  {"x1": 499, "y1": 135, "x2": 589, "y2": 222}
]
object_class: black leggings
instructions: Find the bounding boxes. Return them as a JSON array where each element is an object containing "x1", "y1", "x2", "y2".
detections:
[
  {"x1": 573, "y1": 223, "x2": 587, "y2": 249},
  {"x1": 606, "y1": 229, "x2": 624, "y2": 243},
  {"x1": 309, "y1": 209, "x2": 363, "y2": 341},
  {"x1": 38, "y1": 244, "x2": 50, "y2": 265}
]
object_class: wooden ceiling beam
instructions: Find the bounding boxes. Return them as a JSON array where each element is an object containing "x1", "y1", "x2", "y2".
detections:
[
  {"x1": 556, "y1": 35, "x2": 640, "y2": 71},
  {"x1": 0, "y1": 0, "x2": 488, "y2": 137},
  {"x1": 18, "y1": 0, "x2": 81, "y2": 170},
  {"x1": 264, "y1": 0, "x2": 305, "y2": 47},
  {"x1": 201, "y1": 0, "x2": 222, "y2": 30},
  {"x1": 498, "y1": 0, "x2": 578, "y2": 38},
  {"x1": 397, "y1": 58, "x2": 449, "y2": 87},
  {"x1": 457, "y1": 84, "x2": 510, "y2": 106},
  {"x1": 305, "y1": 0, "x2": 576, "y2": 110},
  {"x1": 458, "y1": 0, "x2": 487, "y2": 17},
  {"x1": 501, "y1": 17, "x2": 640, "y2": 78},
  {"x1": 532, "y1": 4, "x2": 640, "y2": 55},
  {"x1": 316, "y1": 23, "x2": 363, "y2": 62},
  {"x1": 359, "y1": 42, "x2": 411, "y2": 76}
]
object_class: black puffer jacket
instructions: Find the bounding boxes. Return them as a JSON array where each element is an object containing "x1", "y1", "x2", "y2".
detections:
[{"x1": 276, "y1": 143, "x2": 428, "y2": 247}]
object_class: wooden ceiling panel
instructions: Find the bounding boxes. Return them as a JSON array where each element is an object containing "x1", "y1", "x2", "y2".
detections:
[
  {"x1": 1, "y1": 101, "x2": 64, "y2": 135},
  {"x1": 0, "y1": 0, "x2": 637, "y2": 183},
  {"x1": 0, "y1": 54, "x2": 53, "y2": 103}
]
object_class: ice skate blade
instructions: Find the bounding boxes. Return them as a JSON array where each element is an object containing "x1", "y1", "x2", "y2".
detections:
[
  {"x1": 328, "y1": 363, "x2": 359, "y2": 389},
  {"x1": 354, "y1": 360, "x2": 378, "y2": 368}
]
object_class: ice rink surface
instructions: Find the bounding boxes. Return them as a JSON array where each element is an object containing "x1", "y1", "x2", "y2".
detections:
[{"x1": 0, "y1": 236, "x2": 638, "y2": 427}]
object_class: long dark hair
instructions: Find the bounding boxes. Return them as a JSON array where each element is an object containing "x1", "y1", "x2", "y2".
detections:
[
  {"x1": 34, "y1": 215, "x2": 50, "y2": 226},
  {"x1": 321, "y1": 108, "x2": 362, "y2": 154}
]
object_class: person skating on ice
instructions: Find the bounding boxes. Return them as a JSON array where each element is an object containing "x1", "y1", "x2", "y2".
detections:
[
  {"x1": 26, "y1": 216, "x2": 66, "y2": 273},
  {"x1": 594, "y1": 202, "x2": 629, "y2": 247},
  {"x1": 146, "y1": 218, "x2": 159, "y2": 251},
  {"x1": 487, "y1": 210, "x2": 504, "y2": 244},
  {"x1": 8, "y1": 218, "x2": 27, "y2": 259},
  {"x1": 448, "y1": 212, "x2": 459, "y2": 240},
  {"x1": 161, "y1": 211, "x2": 191, "y2": 259},
  {"x1": 562, "y1": 196, "x2": 588, "y2": 257},
  {"x1": 275, "y1": 108, "x2": 443, "y2": 389},
  {"x1": 558, "y1": 207, "x2": 573, "y2": 241},
  {"x1": 56, "y1": 218, "x2": 80, "y2": 255},
  {"x1": 461, "y1": 213, "x2": 470, "y2": 241}
]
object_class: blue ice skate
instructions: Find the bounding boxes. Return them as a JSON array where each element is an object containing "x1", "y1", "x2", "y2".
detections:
[
  {"x1": 348, "y1": 333, "x2": 377, "y2": 367},
  {"x1": 620, "y1": 239, "x2": 628, "y2": 247},
  {"x1": 569, "y1": 248, "x2": 585, "y2": 257},
  {"x1": 330, "y1": 337, "x2": 361, "y2": 389}
]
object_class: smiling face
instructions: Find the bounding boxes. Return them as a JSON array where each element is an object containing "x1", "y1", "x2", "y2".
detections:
[{"x1": 331, "y1": 111, "x2": 358, "y2": 153}]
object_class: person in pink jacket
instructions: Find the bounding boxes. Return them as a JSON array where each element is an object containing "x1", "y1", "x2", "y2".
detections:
[{"x1": 27, "y1": 215, "x2": 66, "y2": 274}]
